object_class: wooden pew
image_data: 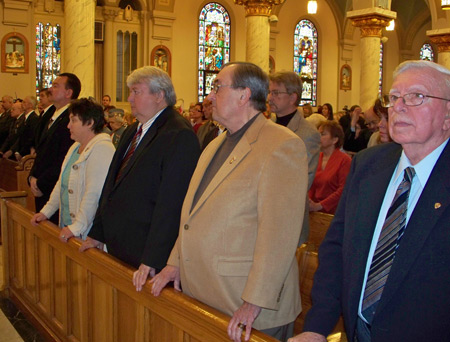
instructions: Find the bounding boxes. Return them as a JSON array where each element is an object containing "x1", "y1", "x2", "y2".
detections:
[
  {"x1": 0, "y1": 194, "x2": 277, "y2": 342},
  {"x1": 294, "y1": 212, "x2": 347, "y2": 341},
  {"x1": 0, "y1": 155, "x2": 35, "y2": 211}
]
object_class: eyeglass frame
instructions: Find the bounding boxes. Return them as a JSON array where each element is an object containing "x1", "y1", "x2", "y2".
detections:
[
  {"x1": 268, "y1": 90, "x2": 290, "y2": 97},
  {"x1": 211, "y1": 83, "x2": 234, "y2": 94},
  {"x1": 386, "y1": 92, "x2": 450, "y2": 107}
]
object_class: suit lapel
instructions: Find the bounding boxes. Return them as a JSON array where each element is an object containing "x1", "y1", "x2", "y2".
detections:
[
  {"x1": 377, "y1": 141, "x2": 450, "y2": 314},
  {"x1": 188, "y1": 114, "x2": 266, "y2": 217},
  {"x1": 112, "y1": 109, "x2": 169, "y2": 189},
  {"x1": 286, "y1": 110, "x2": 301, "y2": 133}
]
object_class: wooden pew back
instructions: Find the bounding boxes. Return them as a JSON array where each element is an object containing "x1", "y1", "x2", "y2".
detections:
[{"x1": 0, "y1": 195, "x2": 277, "y2": 342}]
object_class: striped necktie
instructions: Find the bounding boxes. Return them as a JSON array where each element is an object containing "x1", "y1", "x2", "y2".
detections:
[
  {"x1": 362, "y1": 167, "x2": 415, "y2": 324},
  {"x1": 115, "y1": 125, "x2": 142, "y2": 182}
]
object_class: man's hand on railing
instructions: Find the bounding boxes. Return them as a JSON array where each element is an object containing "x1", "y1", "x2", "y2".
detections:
[
  {"x1": 133, "y1": 264, "x2": 156, "y2": 292},
  {"x1": 79, "y1": 236, "x2": 104, "y2": 252},
  {"x1": 29, "y1": 176, "x2": 43, "y2": 197},
  {"x1": 31, "y1": 212, "x2": 48, "y2": 226},
  {"x1": 287, "y1": 332, "x2": 327, "y2": 342},
  {"x1": 228, "y1": 301, "x2": 261, "y2": 342},
  {"x1": 150, "y1": 265, "x2": 181, "y2": 296}
]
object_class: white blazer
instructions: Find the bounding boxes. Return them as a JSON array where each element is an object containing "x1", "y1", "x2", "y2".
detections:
[{"x1": 40, "y1": 133, "x2": 115, "y2": 239}]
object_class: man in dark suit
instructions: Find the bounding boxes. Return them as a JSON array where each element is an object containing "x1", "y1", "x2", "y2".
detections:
[
  {"x1": 0, "y1": 95, "x2": 15, "y2": 147},
  {"x1": 80, "y1": 66, "x2": 200, "y2": 291},
  {"x1": 290, "y1": 60, "x2": 450, "y2": 342},
  {"x1": 11, "y1": 96, "x2": 39, "y2": 160},
  {"x1": 0, "y1": 100, "x2": 23, "y2": 157},
  {"x1": 29, "y1": 73, "x2": 80, "y2": 221}
]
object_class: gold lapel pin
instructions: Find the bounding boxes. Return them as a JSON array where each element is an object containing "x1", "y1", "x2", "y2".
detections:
[
  {"x1": 435, "y1": 203, "x2": 441, "y2": 209},
  {"x1": 229, "y1": 156, "x2": 236, "y2": 164}
]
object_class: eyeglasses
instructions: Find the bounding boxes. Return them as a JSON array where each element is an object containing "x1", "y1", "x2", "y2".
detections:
[
  {"x1": 268, "y1": 90, "x2": 289, "y2": 97},
  {"x1": 386, "y1": 93, "x2": 450, "y2": 107},
  {"x1": 211, "y1": 83, "x2": 234, "y2": 94}
]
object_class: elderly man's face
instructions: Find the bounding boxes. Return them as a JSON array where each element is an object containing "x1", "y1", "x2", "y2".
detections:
[
  {"x1": 388, "y1": 67, "x2": 450, "y2": 153},
  {"x1": 2, "y1": 97, "x2": 12, "y2": 111},
  {"x1": 128, "y1": 82, "x2": 163, "y2": 123},
  {"x1": 207, "y1": 65, "x2": 241, "y2": 129},
  {"x1": 268, "y1": 81, "x2": 295, "y2": 116},
  {"x1": 11, "y1": 102, "x2": 23, "y2": 118}
]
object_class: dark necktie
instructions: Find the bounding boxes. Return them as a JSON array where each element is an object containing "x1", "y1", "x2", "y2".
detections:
[
  {"x1": 115, "y1": 125, "x2": 142, "y2": 182},
  {"x1": 362, "y1": 167, "x2": 416, "y2": 324}
]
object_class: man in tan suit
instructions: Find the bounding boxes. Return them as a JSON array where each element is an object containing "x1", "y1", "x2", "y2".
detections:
[{"x1": 151, "y1": 62, "x2": 308, "y2": 342}]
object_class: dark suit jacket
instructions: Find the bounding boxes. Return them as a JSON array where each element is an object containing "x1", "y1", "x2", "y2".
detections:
[
  {"x1": 11, "y1": 111, "x2": 39, "y2": 156},
  {"x1": 0, "y1": 115, "x2": 19, "y2": 153},
  {"x1": 0, "y1": 109, "x2": 14, "y2": 147},
  {"x1": 303, "y1": 141, "x2": 450, "y2": 342},
  {"x1": 29, "y1": 106, "x2": 74, "y2": 197},
  {"x1": 89, "y1": 106, "x2": 200, "y2": 270}
]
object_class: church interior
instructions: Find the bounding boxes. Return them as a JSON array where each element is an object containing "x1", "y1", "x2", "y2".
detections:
[{"x1": 0, "y1": 0, "x2": 449, "y2": 341}]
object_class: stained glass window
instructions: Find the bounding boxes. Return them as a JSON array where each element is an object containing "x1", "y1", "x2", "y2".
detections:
[
  {"x1": 294, "y1": 19, "x2": 318, "y2": 106},
  {"x1": 116, "y1": 30, "x2": 138, "y2": 102},
  {"x1": 419, "y1": 43, "x2": 434, "y2": 61},
  {"x1": 35, "y1": 23, "x2": 61, "y2": 98},
  {"x1": 198, "y1": 3, "x2": 231, "y2": 102},
  {"x1": 379, "y1": 42, "x2": 383, "y2": 95}
]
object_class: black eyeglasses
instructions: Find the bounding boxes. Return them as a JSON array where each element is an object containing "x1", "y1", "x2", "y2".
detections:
[{"x1": 386, "y1": 93, "x2": 450, "y2": 107}]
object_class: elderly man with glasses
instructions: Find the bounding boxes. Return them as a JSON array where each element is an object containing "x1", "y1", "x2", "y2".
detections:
[{"x1": 289, "y1": 60, "x2": 450, "y2": 342}]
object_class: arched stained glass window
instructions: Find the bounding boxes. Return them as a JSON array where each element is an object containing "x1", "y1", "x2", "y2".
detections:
[
  {"x1": 294, "y1": 19, "x2": 318, "y2": 106},
  {"x1": 420, "y1": 43, "x2": 434, "y2": 61},
  {"x1": 198, "y1": 3, "x2": 231, "y2": 102},
  {"x1": 379, "y1": 42, "x2": 384, "y2": 95},
  {"x1": 35, "y1": 23, "x2": 61, "y2": 98}
]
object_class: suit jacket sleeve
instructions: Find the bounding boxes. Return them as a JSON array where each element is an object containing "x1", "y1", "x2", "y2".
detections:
[
  {"x1": 35, "y1": 118, "x2": 74, "y2": 196},
  {"x1": 241, "y1": 136, "x2": 308, "y2": 310},
  {"x1": 140, "y1": 129, "x2": 200, "y2": 270}
]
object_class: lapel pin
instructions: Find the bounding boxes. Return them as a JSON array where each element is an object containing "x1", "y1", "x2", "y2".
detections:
[
  {"x1": 229, "y1": 156, "x2": 236, "y2": 164},
  {"x1": 434, "y1": 203, "x2": 441, "y2": 209}
]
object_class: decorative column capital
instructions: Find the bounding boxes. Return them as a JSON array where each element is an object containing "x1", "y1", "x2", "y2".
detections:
[
  {"x1": 103, "y1": 7, "x2": 119, "y2": 21},
  {"x1": 351, "y1": 15, "x2": 391, "y2": 38},
  {"x1": 234, "y1": 0, "x2": 285, "y2": 17},
  {"x1": 429, "y1": 33, "x2": 450, "y2": 53}
]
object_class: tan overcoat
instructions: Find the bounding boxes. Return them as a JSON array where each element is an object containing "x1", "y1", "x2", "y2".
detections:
[{"x1": 168, "y1": 114, "x2": 308, "y2": 330}]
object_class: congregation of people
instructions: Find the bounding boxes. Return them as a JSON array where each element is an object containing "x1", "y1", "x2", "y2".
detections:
[{"x1": 0, "y1": 58, "x2": 449, "y2": 342}]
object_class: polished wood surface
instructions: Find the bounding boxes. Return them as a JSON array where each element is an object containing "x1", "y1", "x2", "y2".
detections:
[
  {"x1": 0, "y1": 155, "x2": 35, "y2": 211},
  {"x1": 307, "y1": 212, "x2": 335, "y2": 251},
  {"x1": 0, "y1": 195, "x2": 277, "y2": 342}
]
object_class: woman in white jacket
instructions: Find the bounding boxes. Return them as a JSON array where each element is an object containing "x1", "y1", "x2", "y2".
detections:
[{"x1": 31, "y1": 98, "x2": 115, "y2": 242}]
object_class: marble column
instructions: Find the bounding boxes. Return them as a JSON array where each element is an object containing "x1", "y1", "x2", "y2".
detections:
[
  {"x1": 348, "y1": 9, "x2": 395, "y2": 110},
  {"x1": 64, "y1": 0, "x2": 96, "y2": 98},
  {"x1": 103, "y1": 8, "x2": 118, "y2": 100},
  {"x1": 234, "y1": 0, "x2": 284, "y2": 73},
  {"x1": 428, "y1": 30, "x2": 450, "y2": 70}
]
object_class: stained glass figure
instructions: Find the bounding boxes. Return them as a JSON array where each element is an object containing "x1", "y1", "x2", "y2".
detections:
[
  {"x1": 35, "y1": 23, "x2": 61, "y2": 98},
  {"x1": 379, "y1": 42, "x2": 383, "y2": 95},
  {"x1": 419, "y1": 43, "x2": 434, "y2": 62},
  {"x1": 198, "y1": 3, "x2": 231, "y2": 102},
  {"x1": 294, "y1": 19, "x2": 318, "y2": 106}
]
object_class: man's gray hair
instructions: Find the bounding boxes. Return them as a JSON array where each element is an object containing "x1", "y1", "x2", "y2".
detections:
[
  {"x1": 394, "y1": 60, "x2": 450, "y2": 94},
  {"x1": 126, "y1": 66, "x2": 177, "y2": 106},
  {"x1": 223, "y1": 62, "x2": 269, "y2": 112},
  {"x1": 269, "y1": 71, "x2": 303, "y2": 106},
  {"x1": 25, "y1": 96, "x2": 37, "y2": 109}
]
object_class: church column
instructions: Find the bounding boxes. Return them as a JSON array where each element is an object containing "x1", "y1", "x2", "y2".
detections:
[
  {"x1": 428, "y1": 30, "x2": 450, "y2": 70},
  {"x1": 234, "y1": 0, "x2": 284, "y2": 73},
  {"x1": 64, "y1": 0, "x2": 96, "y2": 98},
  {"x1": 347, "y1": 9, "x2": 395, "y2": 110},
  {"x1": 103, "y1": 8, "x2": 119, "y2": 101}
]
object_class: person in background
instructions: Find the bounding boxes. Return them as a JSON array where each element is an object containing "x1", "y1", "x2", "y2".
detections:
[
  {"x1": 302, "y1": 103, "x2": 313, "y2": 118},
  {"x1": 108, "y1": 108, "x2": 127, "y2": 148},
  {"x1": 102, "y1": 95, "x2": 111, "y2": 109},
  {"x1": 189, "y1": 102, "x2": 204, "y2": 133},
  {"x1": 308, "y1": 121, "x2": 351, "y2": 214},
  {"x1": 31, "y1": 98, "x2": 115, "y2": 242},
  {"x1": 321, "y1": 103, "x2": 334, "y2": 120}
]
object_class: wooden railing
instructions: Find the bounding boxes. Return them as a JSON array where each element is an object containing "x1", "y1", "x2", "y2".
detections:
[
  {"x1": 0, "y1": 155, "x2": 35, "y2": 211},
  {"x1": 1, "y1": 194, "x2": 277, "y2": 342}
]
